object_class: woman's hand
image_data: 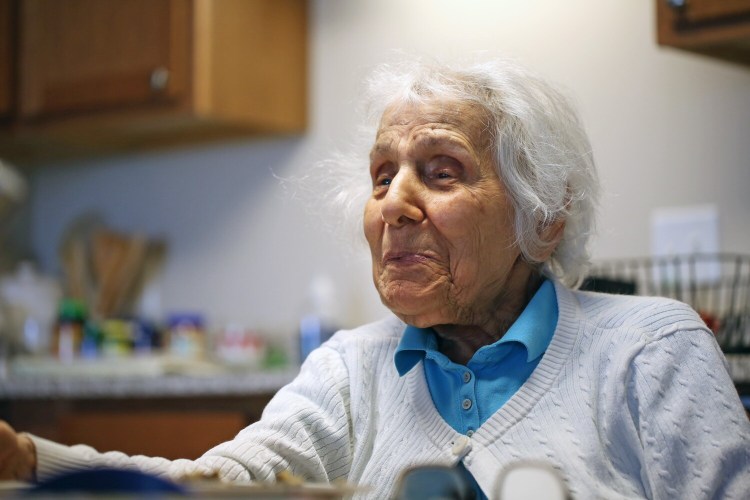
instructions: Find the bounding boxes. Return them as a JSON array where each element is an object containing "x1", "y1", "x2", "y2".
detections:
[{"x1": 0, "y1": 421, "x2": 36, "y2": 481}]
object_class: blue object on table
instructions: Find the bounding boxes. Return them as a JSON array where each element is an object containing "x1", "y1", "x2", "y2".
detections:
[
  {"x1": 27, "y1": 467, "x2": 185, "y2": 495},
  {"x1": 394, "y1": 465, "x2": 475, "y2": 500}
]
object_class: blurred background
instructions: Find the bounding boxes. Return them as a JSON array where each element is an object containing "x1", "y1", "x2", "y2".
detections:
[
  {"x1": 8, "y1": 0, "x2": 750, "y2": 339},
  {"x1": 0, "y1": 0, "x2": 749, "y2": 457}
]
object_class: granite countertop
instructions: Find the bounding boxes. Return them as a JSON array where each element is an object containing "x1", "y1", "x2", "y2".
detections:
[
  {"x1": 3, "y1": 354, "x2": 748, "y2": 400},
  {"x1": 0, "y1": 356, "x2": 298, "y2": 399}
]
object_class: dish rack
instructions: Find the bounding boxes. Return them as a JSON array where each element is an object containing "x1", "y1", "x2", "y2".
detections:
[{"x1": 582, "y1": 253, "x2": 750, "y2": 354}]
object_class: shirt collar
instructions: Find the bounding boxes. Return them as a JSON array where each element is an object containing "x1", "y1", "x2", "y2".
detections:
[{"x1": 394, "y1": 279, "x2": 558, "y2": 375}]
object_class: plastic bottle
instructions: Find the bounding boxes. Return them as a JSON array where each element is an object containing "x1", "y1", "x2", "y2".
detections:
[
  {"x1": 0, "y1": 262, "x2": 61, "y2": 355},
  {"x1": 299, "y1": 274, "x2": 340, "y2": 364},
  {"x1": 54, "y1": 298, "x2": 87, "y2": 362},
  {"x1": 167, "y1": 312, "x2": 206, "y2": 359}
]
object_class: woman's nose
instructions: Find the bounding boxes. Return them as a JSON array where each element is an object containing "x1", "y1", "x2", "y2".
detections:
[{"x1": 380, "y1": 170, "x2": 425, "y2": 227}]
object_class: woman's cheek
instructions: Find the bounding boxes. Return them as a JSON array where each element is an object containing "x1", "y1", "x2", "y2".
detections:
[{"x1": 363, "y1": 201, "x2": 382, "y2": 249}]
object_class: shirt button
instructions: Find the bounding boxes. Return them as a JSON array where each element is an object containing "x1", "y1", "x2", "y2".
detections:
[
  {"x1": 462, "y1": 398, "x2": 473, "y2": 410},
  {"x1": 451, "y1": 435, "x2": 472, "y2": 458},
  {"x1": 466, "y1": 430, "x2": 474, "y2": 437},
  {"x1": 463, "y1": 371, "x2": 472, "y2": 383}
]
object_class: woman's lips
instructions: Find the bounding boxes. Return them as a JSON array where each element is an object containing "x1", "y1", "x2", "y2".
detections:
[{"x1": 383, "y1": 251, "x2": 435, "y2": 265}]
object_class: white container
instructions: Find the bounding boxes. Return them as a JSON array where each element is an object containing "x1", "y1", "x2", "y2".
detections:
[
  {"x1": 0, "y1": 262, "x2": 61, "y2": 354},
  {"x1": 299, "y1": 274, "x2": 340, "y2": 363}
]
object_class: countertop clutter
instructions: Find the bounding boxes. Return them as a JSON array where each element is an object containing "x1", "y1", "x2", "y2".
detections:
[
  {"x1": 0, "y1": 210, "x2": 291, "y2": 375},
  {"x1": 0, "y1": 212, "x2": 295, "y2": 459}
]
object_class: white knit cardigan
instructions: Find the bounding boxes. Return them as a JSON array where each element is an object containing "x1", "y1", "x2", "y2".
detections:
[{"x1": 32, "y1": 282, "x2": 750, "y2": 499}]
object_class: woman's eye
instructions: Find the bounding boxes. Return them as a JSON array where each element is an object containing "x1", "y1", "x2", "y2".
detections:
[
  {"x1": 370, "y1": 160, "x2": 395, "y2": 191},
  {"x1": 372, "y1": 171, "x2": 393, "y2": 191},
  {"x1": 426, "y1": 156, "x2": 462, "y2": 183}
]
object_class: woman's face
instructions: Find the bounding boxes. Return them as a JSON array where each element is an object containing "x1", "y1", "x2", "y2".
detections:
[{"x1": 364, "y1": 100, "x2": 527, "y2": 329}]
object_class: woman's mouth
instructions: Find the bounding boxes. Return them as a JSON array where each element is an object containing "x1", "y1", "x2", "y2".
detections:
[{"x1": 383, "y1": 251, "x2": 435, "y2": 265}]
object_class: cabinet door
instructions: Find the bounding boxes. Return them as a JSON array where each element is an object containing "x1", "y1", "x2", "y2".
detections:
[
  {"x1": 0, "y1": 0, "x2": 12, "y2": 118},
  {"x1": 17, "y1": 0, "x2": 192, "y2": 120},
  {"x1": 193, "y1": 0, "x2": 307, "y2": 132},
  {"x1": 658, "y1": 0, "x2": 750, "y2": 46},
  {"x1": 670, "y1": 0, "x2": 750, "y2": 23},
  {"x1": 59, "y1": 411, "x2": 247, "y2": 460},
  {"x1": 657, "y1": 0, "x2": 750, "y2": 66}
]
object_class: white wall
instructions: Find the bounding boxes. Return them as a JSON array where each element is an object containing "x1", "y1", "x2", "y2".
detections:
[{"x1": 29, "y1": 0, "x2": 750, "y2": 339}]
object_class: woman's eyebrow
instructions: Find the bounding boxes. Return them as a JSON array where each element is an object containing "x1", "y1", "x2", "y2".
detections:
[
  {"x1": 369, "y1": 138, "x2": 396, "y2": 160},
  {"x1": 410, "y1": 131, "x2": 471, "y2": 154}
]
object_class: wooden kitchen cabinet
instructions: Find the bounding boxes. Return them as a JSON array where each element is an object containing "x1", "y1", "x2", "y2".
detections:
[
  {"x1": 1, "y1": 393, "x2": 275, "y2": 460},
  {"x1": 16, "y1": 0, "x2": 191, "y2": 120},
  {"x1": 656, "y1": 0, "x2": 750, "y2": 67},
  {"x1": 0, "y1": 0, "x2": 12, "y2": 119},
  {"x1": 0, "y1": 0, "x2": 307, "y2": 165},
  {"x1": 58, "y1": 410, "x2": 248, "y2": 460}
]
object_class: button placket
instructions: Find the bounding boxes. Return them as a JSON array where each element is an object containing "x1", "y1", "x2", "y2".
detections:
[{"x1": 458, "y1": 368, "x2": 478, "y2": 440}]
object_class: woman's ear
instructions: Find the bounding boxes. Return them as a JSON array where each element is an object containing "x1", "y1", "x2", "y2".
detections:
[{"x1": 537, "y1": 218, "x2": 566, "y2": 261}]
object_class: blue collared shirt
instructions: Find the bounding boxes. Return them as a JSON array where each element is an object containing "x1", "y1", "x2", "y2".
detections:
[{"x1": 393, "y1": 279, "x2": 558, "y2": 497}]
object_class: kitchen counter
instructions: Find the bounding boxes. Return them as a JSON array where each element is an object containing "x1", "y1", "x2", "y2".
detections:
[
  {"x1": 0, "y1": 357, "x2": 300, "y2": 459},
  {"x1": 0, "y1": 369, "x2": 297, "y2": 399},
  {"x1": 0, "y1": 356, "x2": 298, "y2": 399}
]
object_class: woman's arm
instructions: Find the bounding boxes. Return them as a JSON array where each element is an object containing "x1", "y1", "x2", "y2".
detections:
[
  {"x1": 628, "y1": 327, "x2": 750, "y2": 499},
  {"x1": 17, "y1": 339, "x2": 353, "y2": 485},
  {"x1": 194, "y1": 341, "x2": 354, "y2": 483}
]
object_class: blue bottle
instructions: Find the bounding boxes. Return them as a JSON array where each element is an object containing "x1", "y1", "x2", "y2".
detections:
[{"x1": 299, "y1": 274, "x2": 339, "y2": 364}]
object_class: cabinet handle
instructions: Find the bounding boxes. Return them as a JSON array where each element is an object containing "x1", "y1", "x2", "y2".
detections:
[
  {"x1": 150, "y1": 67, "x2": 170, "y2": 92},
  {"x1": 666, "y1": 0, "x2": 687, "y2": 9}
]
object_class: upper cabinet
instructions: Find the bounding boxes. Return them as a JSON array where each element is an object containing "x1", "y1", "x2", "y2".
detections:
[
  {"x1": 16, "y1": 0, "x2": 192, "y2": 120},
  {"x1": 657, "y1": 0, "x2": 750, "y2": 67},
  {"x1": 0, "y1": 0, "x2": 307, "y2": 165},
  {"x1": 0, "y1": 0, "x2": 12, "y2": 119}
]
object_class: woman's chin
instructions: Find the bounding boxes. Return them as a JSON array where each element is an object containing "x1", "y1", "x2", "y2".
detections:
[
  {"x1": 397, "y1": 314, "x2": 445, "y2": 329},
  {"x1": 378, "y1": 286, "x2": 451, "y2": 327}
]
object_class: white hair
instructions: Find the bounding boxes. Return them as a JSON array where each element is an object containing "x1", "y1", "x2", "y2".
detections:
[{"x1": 321, "y1": 58, "x2": 600, "y2": 287}]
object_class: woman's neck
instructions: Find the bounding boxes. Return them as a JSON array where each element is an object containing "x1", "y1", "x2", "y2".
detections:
[{"x1": 433, "y1": 268, "x2": 543, "y2": 365}]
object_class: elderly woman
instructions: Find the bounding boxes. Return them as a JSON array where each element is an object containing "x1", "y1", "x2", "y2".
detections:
[{"x1": 1, "y1": 59, "x2": 748, "y2": 499}]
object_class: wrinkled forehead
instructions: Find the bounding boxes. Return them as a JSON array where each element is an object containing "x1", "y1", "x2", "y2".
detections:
[
  {"x1": 377, "y1": 98, "x2": 490, "y2": 129},
  {"x1": 374, "y1": 99, "x2": 494, "y2": 151}
]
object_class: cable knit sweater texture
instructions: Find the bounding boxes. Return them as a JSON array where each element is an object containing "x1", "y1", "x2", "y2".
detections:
[{"x1": 32, "y1": 282, "x2": 750, "y2": 499}]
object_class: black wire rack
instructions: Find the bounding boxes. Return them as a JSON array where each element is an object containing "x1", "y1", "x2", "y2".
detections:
[{"x1": 581, "y1": 253, "x2": 750, "y2": 354}]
